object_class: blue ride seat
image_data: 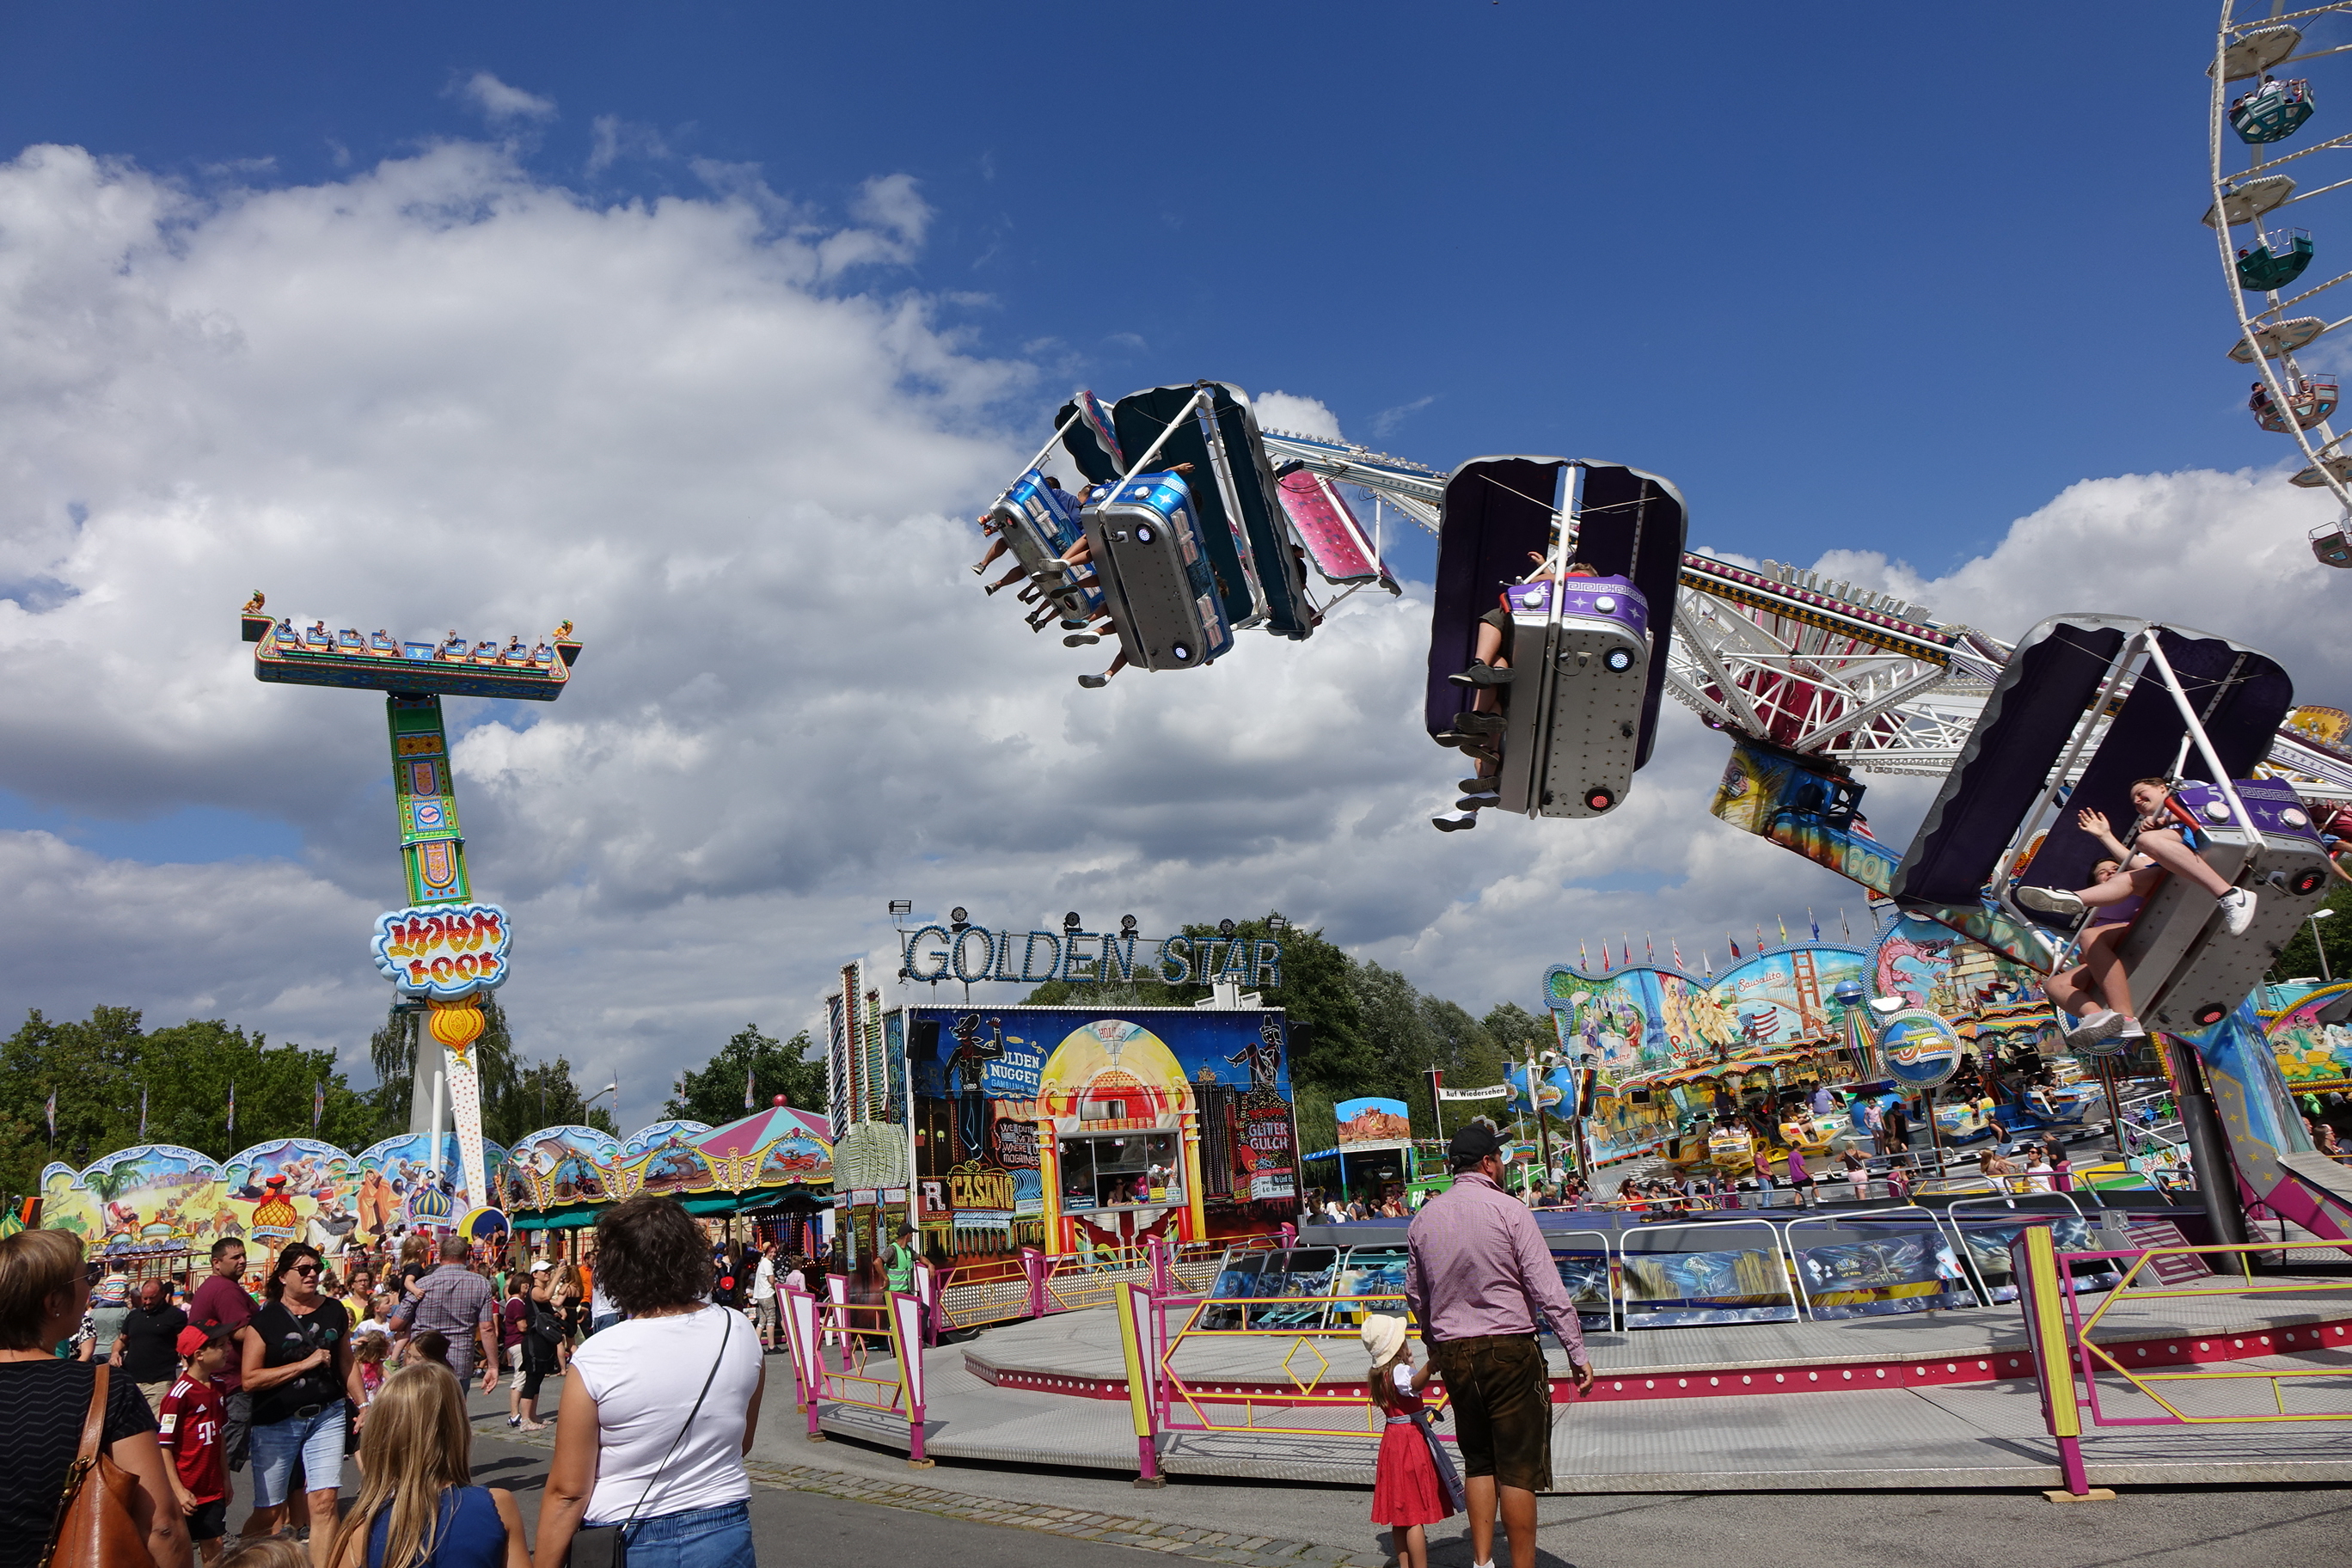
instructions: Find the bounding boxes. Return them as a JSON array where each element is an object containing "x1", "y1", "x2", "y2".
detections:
[
  {"x1": 1079, "y1": 471, "x2": 1234, "y2": 672},
  {"x1": 2236, "y1": 230, "x2": 2313, "y2": 291},
  {"x1": 983, "y1": 468, "x2": 1102, "y2": 617},
  {"x1": 2231, "y1": 77, "x2": 2314, "y2": 144},
  {"x1": 1057, "y1": 382, "x2": 1314, "y2": 642}
]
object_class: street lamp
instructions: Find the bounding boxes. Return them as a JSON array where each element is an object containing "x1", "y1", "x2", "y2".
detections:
[{"x1": 2312, "y1": 907, "x2": 2337, "y2": 983}]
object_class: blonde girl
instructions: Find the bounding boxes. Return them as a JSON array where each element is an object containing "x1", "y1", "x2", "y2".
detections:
[
  {"x1": 326, "y1": 1363, "x2": 528, "y2": 1568},
  {"x1": 1362, "y1": 1314, "x2": 1455, "y2": 1568}
]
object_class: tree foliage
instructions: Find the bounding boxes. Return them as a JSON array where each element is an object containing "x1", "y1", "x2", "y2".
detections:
[
  {"x1": 664, "y1": 1026, "x2": 825, "y2": 1126},
  {"x1": 1023, "y1": 915, "x2": 1549, "y2": 1151},
  {"x1": 0, "y1": 1007, "x2": 375, "y2": 1197},
  {"x1": 358, "y1": 995, "x2": 613, "y2": 1146},
  {"x1": 2268, "y1": 878, "x2": 2352, "y2": 985}
]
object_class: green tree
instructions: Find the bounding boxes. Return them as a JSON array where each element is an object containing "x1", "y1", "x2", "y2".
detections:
[
  {"x1": 365, "y1": 997, "x2": 520, "y2": 1143},
  {"x1": 0, "y1": 1007, "x2": 372, "y2": 1195},
  {"x1": 2269, "y1": 879, "x2": 2352, "y2": 983},
  {"x1": 665, "y1": 1026, "x2": 824, "y2": 1125},
  {"x1": 1026, "y1": 915, "x2": 1372, "y2": 1092},
  {"x1": 1481, "y1": 1001, "x2": 1553, "y2": 1066},
  {"x1": 488, "y1": 1057, "x2": 619, "y2": 1145}
]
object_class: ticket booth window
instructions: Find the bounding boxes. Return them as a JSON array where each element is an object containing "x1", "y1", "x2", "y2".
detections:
[{"x1": 1057, "y1": 1131, "x2": 1181, "y2": 1211}]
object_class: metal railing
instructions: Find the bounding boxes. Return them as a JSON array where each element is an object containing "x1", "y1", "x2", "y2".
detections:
[
  {"x1": 2016, "y1": 1231, "x2": 2352, "y2": 1496},
  {"x1": 779, "y1": 1281, "x2": 934, "y2": 1466}
]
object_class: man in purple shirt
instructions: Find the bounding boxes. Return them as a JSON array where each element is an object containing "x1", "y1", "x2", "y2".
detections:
[{"x1": 1406, "y1": 1122, "x2": 1594, "y2": 1568}]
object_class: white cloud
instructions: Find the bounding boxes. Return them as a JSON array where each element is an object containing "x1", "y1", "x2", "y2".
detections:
[
  {"x1": 586, "y1": 115, "x2": 668, "y2": 177},
  {"x1": 451, "y1": 72, "x2": 557, "y2": 125},
  {"x1": 1253, "y1": 391, "x2": 1342, "y2": 442},
  {"x1": 2, "y1": 135, "x2": 2347, "y2": 1134}
]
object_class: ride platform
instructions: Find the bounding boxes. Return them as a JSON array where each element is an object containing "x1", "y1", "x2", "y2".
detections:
[{"x1": 808, "y1": 1277, "x2": 2352, "y2": 1491}]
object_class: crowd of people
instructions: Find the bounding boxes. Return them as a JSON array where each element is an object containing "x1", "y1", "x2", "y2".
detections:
[{"x1": 0, "y1": 1194, "x2": 810, "y2": 1568}]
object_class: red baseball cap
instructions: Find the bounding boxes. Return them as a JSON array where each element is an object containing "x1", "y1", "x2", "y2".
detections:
[{"x1": 176, "y1": 1323, "x2": 236, "y2": 1359}]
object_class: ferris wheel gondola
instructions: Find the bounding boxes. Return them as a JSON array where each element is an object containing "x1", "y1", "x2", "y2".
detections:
[{"x1": 2207, "y1": 4, "x2": 2352, "y2": 563}]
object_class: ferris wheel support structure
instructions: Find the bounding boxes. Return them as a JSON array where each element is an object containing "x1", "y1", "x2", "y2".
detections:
[{"x1": 2208, "y1": 3, "x2": 2352, "y2": 554}]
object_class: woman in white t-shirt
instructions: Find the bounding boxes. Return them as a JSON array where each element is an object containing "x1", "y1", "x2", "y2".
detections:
[{"x1": 534, "y1": 1195, "x2": 765, "y2": 1568}]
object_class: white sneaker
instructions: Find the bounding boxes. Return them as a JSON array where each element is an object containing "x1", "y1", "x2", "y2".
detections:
[
  {"x1": 2115, "y1": 1019, "x2": 2147, "y2": 1040},
  {"x1": 2218, "y1": 887, "x2": 2257, "y2": 936},
  {"x1": 2066, "y1": 1009, "x2": 2122, "y2": 1046},
  {"x1": 2017, "y1": 885, "x2": 2086, "y2": 917}
]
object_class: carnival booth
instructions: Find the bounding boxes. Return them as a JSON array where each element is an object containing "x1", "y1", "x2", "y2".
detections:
[{"x1": 826, "y1": 957, "x2": 1302, "y2": 1268}]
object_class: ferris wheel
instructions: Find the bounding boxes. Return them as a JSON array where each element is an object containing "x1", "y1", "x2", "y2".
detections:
[{"x1": 2208, "y1": 3, "x2": 2352, "y2": 564}]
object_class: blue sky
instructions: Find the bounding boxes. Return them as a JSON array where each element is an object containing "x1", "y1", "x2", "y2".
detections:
[
  {"x1": 0, "y1": 0, "x2": 2281, "y2": 579},
  {"x1": 7, "y1": 0, "x2": 2349, "y2": 1110}
]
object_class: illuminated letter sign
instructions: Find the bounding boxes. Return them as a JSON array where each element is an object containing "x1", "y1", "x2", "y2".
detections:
[{"x1": 372, "y1": 903, "x2": 515, "y2": 998}]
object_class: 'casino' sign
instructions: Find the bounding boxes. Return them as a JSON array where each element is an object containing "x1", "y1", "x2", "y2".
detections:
[{"x1": 372, "y1": 903, "x2": 514, "y2": 999}]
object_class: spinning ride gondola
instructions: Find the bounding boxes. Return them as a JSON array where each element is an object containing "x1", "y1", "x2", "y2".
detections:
[
  {"x1": 973, "y1": 382, "x2": 1403, "y2": 689},
  {"x1": 1890, "y1": 616, "x2": 2330, "y2": 1034},
  {"x1": 1424, "y1": 458, "x2": 1687, "y2": 830}
]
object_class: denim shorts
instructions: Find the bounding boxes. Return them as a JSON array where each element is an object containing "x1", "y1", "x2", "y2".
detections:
[
  {"x1": 600, "y1": 1499, "x2": 754, "y2": 1568},
  {"x1": 248, "y1": 1399, "x2": 346, "y2": 1508}
]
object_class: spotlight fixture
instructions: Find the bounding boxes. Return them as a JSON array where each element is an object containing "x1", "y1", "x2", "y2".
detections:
[
  {"x1": 1063, "y1": 911, "x2": 1081, "y2": 930},
  {"x1": 889, "y1": 899, "x2": 913, "y2": 919},
  {"x1": 1120, "y1": 914, "x2": 1138, "y2": 934}
]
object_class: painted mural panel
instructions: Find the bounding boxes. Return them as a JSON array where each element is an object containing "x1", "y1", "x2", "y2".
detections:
[
  {"x1": 1711, "y1": 736, "x2": 2056, "y2": 971},
  {"x1": 1544, "y1": 946, "x2": 1868, "y2": 1080},
  {"x1": 2264, "y1": 982, "x2": 2352, "y2": 1091},
  {"x1": 40, "y1": 1130, "x2": 510, "y2": 1260},
  {"x1": 499, "y1": 1124, "x2": 623, "y2": 1211},
  {"x1": 40, "y1": 1147, "x2": 226, "y2": 1255}
]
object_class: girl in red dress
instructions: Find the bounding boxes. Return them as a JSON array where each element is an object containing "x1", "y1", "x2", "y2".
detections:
[{"x1": 1363, "y1": 1314, "x2": 1454, "y2": 1567}]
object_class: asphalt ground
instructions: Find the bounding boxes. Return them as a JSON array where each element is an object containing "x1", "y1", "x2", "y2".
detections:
[{"x1": 242, "y1": 1361, "x2": 2346, "y2": 1568}]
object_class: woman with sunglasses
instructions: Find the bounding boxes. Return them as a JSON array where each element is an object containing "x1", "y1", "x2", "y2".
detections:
[{"x1": 242, "y1": 1242, "x2": 366, "y2": 1563}]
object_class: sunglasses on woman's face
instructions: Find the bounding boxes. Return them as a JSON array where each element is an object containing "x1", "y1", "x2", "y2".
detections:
[{"x1": 289, "y1": 1264, "x2": 321, "y2": 1277}]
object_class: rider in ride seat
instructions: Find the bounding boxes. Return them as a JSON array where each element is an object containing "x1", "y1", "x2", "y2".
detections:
[
  {"x1": 2037, "y1": 852, "x2": 2156, "y2": 1049},
  {"x1": 2017, "y1": 780, "x2": 2257, "y2": 934},
  {"x1": 1431, "y1": 557, "x2": 1602, "y2": 831}
]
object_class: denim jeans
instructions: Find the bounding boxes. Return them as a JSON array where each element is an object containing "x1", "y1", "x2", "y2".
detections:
[
  {"x1": 609, "y1": 1499, "x2": 754, "y2": 1568},
  {"x1": 248, "y1": 1399, "x2": 346, "y2": 1508}
]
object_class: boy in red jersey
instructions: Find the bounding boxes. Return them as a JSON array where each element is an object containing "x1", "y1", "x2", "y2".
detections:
[{"x1": 161, "y1": 1323, "x2": 236, "y2": 1564}]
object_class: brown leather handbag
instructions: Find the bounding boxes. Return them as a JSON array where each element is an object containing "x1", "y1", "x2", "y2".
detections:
[{"x1": 40, "y1": 1364, "x2": 156, "y2": 1568}]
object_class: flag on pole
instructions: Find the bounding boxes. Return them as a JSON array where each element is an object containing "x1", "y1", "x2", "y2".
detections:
[
  {"x1": 1755, "y1": 922, "x2": 1766, "y2": 952},
  {"x1": 226, "y1": 1081, "x2": 236, "y2": 1140},
  {"x1": 1809, "y1": 908, "x2": 1822, "y2": 942},
  {"x1": 1621, "y1": 934, "x2": 1632, "y2": 967},
  {"x1": 1779, "y1": 916, "x2": 1790, "y2": 946},
  {"x1": 1672, "y1": 940, "x2": 1685, "y2": 972},
  {"x1": 1728, "y1": 933, "x2": 1741, "y2": 959},
  {"x1": 1645, "y1": 933, "x2": 1655, "y2": 965},
  {"x1": 1703, "y1": 948, "x2": 1712, "y2": 977},
  {"x1": 1600, "y1": 943, "x2": 1610, "y2": 972},
  {"x1": 1579, "y1": 940, "x2": 1590, "y2": 972},
  {"x1": 312, "y1": 1081, "x2": 325, "y2": 1131},
  {"x1": 138, "y1": 1086, "x2": 149, "y2": 1141},
  {"x1": 45, "y1": 1089, "x2": 56, "y2": 1139},
  {"x1": 1841, "y1": 907, "x2": 1852, "y2": 938},
  {"x1": 744, "y1": 1066, "x2": 756, "y2": 1111}
]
